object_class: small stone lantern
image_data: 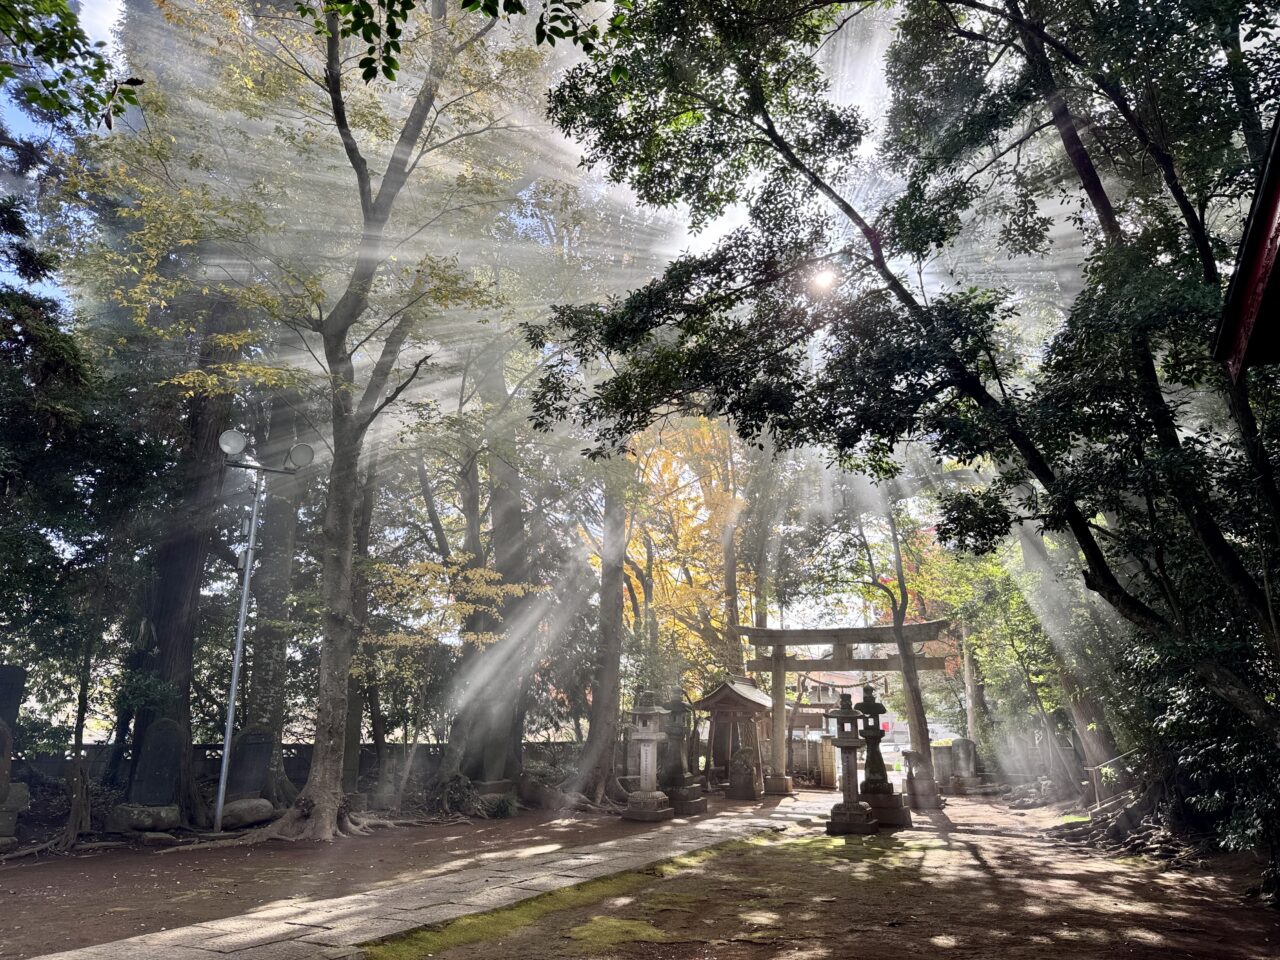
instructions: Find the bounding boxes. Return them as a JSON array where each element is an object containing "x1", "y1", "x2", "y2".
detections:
[
  {"x1": 854, "y1": 684, "x2": 912, "y2": 827},
  {"x1": 823, "y1": 694, "x2": 877, "y2": 835},
  {"x1": 621, "y1": 691, "x2": 675, "y2": 822}
]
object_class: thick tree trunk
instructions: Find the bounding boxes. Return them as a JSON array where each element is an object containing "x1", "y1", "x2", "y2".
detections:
[
  {"x1": 131, "y1": 300, "x2": 239, "y2": 828},
  {"x1": 467, "y1": 359, "x2": 534, "y2": 786},
  {"x1": 567, "y1": 476, "x2": 627, "y2": 803}
]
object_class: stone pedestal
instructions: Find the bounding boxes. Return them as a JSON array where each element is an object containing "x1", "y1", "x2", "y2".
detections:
[
  {"x1": 667, "y1": 786, "x2": 708, "y2": 816},
  {"x1": 901, "y1": 750, "x2": 943, "y2": 810},
  {"x1": 622, "y1": 789, "x2": 676, "y2": 821},
  {"x1": 827, "y1": 799, "x2": 879, "y2": 835},
  {"x1": 763, "y1": 774, "x2": 794, "y2": 795},
  {"x1": 906, "y1": 776, "x2": 943, "y2": 810},
  {"x1": 859, "y1": 786, "x2": 913, "y2": 827}
]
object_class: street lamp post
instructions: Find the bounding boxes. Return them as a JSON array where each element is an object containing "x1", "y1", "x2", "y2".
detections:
[{"x1": 213, "y1": 428, "x2": 313, "y2": 833}]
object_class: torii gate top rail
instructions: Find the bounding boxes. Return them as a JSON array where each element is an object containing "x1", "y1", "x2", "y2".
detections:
[{"x1": 740, "y1": 619, "x2": 950, "y2": 673}]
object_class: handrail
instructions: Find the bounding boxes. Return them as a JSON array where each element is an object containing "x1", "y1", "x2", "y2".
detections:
[{"x1": 1081, "y1": 748, "x2": 1138, "y2": 771}]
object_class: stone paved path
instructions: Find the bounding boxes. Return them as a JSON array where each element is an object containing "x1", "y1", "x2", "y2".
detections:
[{"x1": 29, "y1": 796, "x2": 830, "y2": 960}]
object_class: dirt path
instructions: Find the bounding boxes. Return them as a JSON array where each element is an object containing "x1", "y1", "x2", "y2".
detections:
[
  {"x1": 0, "y1": 799, "x2": 777, "y2": 959},
  {"x1": 370, "y1": 798, "x2": 1280, "y2": 960}
]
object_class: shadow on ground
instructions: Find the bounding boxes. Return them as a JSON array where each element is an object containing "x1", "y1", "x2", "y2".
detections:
[{"x1": 370, "y1": 802, "x2": 1280, "y2": 960}]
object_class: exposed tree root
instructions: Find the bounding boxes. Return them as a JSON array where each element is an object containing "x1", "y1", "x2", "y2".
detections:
[
  {"x1": 1045, "y1": 783, "x2": 1209, "y2": 869},
  {"x1": 0, "y1": 839, "x2": 60, "y2": 862},
  {"x1": 525, "y1": 773, "x2": 616, "y2": 813}
]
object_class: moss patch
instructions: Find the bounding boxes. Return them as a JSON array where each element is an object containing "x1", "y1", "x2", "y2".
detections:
[
  {"x1": 565, "y1": 916, "x2": 672, "y2": 948},
  {"x1": 363, "y1": 872, "x2": 652, "y2": 960},
  {"x1": 364, "y1": 840, "x2": 742, "y2": 960}
]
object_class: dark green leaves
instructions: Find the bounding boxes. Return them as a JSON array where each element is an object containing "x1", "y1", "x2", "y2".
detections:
[{"x1": 0, "y1": 1, "x2": 141, "y2": 124}]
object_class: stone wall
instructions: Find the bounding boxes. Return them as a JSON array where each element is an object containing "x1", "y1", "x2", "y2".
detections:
[{"x1": 16, "y1": 741, "x2": 583, "y2": 788}]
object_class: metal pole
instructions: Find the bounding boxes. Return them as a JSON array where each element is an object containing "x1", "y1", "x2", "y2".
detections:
[{"x1": 214, "y1": 468, "x2": 264, "y2": 832}]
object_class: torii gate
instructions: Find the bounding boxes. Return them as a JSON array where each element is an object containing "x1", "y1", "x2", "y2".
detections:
[{"x1": 738, "y1": 620, "x2": 950, "y2": 794}]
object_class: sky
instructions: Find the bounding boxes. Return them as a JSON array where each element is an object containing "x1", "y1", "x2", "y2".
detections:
[{"x1": 79, "y1": 0, "x2": 125, "y2": 51}]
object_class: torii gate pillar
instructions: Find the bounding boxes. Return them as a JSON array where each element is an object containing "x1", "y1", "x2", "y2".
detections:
[{"x1": 765, "y1": 646, "x2": 793, "y2": 795}]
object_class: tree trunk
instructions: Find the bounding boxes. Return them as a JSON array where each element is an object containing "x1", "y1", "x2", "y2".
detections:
[
  {"x1": 280, "y1": 414, "x2": 363, "y2": 839},
  {"x1": 131, "y1": 299, "x2": 239, "y2": 828},
  {"x1": 885, "y1": 509, "x2": 935, "y2": 783},
  {"x1": 566, "y1": 475, "x2": 627, "y2": 803},
  {"x1": 468, "y1": 358, "x2": 534, "y2": 786},
  {"x1": 244, "y1": 390, "x2": 303, "y2": 805}
]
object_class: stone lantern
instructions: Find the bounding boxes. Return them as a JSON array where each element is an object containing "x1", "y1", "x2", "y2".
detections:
[
  {"x1": 660, "y1": 694, "x2": 707, "y2": 816},
  {"x1": 854, "y1": 684, "x2": 912, "y2": 828},
  {"x1": 823, "y1": 693, "x2": 877, "y2": 835},
  {"x1": 621, "y1": 691, "x2": 675, "y2": 822}
]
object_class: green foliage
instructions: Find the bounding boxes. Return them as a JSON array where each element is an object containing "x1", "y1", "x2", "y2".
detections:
[{"x1": 0, "y1": 1, "x2": 141, "y2": 123}]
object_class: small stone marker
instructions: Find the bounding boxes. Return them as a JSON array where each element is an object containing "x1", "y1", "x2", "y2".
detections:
[
  {"x1": 931, "y1": 743, "x2": 954, "y2": 784},
  {"x1": 129, "y1": 718, "x2": 183, "y2": 807},
  {"x1": 227, "y1": 724, "x2": 273, "y2": 801},
  {"x1": 855, "y1": 685, "x2": 912, "y2": 828},
  {"x1": 950, "y1": 737, "x2": 982, "y2": 794},
  {"x1": 621, "y1": 691, "x2": 675, "y2": 822}
]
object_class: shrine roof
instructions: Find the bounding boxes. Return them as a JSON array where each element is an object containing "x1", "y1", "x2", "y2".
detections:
[{"x1": 692, "y1": 676, "x2": 773, "y2": 714}]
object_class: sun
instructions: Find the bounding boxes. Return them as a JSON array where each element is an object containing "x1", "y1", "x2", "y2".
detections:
[{"x1": 810, "y1": 268, "x2": 837, "y2": 290}]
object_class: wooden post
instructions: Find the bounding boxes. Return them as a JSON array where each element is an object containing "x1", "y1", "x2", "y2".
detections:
[{"x1": 765, "y1": 643, "x2": 793, "y2": 794}]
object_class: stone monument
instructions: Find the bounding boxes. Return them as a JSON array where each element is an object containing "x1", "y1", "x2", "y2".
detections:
[
  {"x1": 221, "y1": 724, "x2": 276, "y2": 828},
  {"x1": 109, "y1": 717, "x2": 183, "y2": 832},
  {"x1": 0, "y1": 666, "x2": 28, "y2": 853},
  {"x1": 824, "y1": 693, "x2": 877, "y2": 835},
  {"x1": 660, "y1": 694, "x2": 707, "y2": 816},
  {"x1": 950, "y1": 737, "x2": 982, "y2": 794},
  {"x1": 621, "y1": 691, "x2": 675, "y2": 822},
  {"x1": 855, "y1": 685, "x2": 912, "y2": 828},
  {"x1": 931, "y1": 742, "x2": 954, "y2": 789}
]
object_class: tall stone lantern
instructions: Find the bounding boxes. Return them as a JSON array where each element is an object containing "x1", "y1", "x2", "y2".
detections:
[
  {"x1": 823, "y1": 693, "x2": 878, "y2": 835},
  {"x1": 855, "y1": 684, "x2": 913, "y2": 828},
  {"x1": 621, "y1": 691, "x2": 675, "y2": 822},
  {"x1": 660, "y1": 694, "x2": 708, "y2": 816}
]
